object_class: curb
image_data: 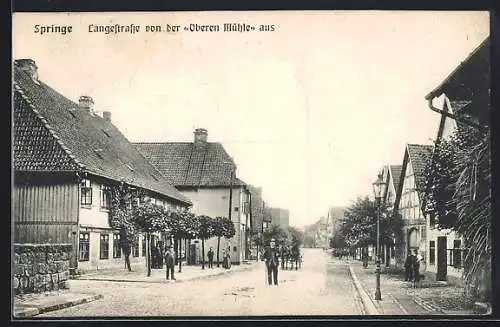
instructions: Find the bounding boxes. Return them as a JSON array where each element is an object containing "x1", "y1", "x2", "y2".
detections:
[
  {"x1": 76, "y1": 263, "x2": 258, "y2": 284},
  {"x1": 14, "y1": 294, "x2": 103, "y2": 318},
  {"x1": 347, "y1": 264, "x2": 380, "y2": 315}
]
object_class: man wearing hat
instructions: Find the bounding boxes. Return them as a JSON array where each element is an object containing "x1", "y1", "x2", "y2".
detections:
[
  {"x1": 164, "y1": 245, "x2": 176, "y2": 280},
  {"x1": 263, "y1": 238, "x2": 280, "y2": 285}
]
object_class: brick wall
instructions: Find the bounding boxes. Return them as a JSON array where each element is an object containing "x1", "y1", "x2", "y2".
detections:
[{"x1": 13, "y1": 243, "x2": 71, "y2": 294}]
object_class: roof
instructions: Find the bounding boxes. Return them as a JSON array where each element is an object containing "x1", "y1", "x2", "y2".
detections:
[
  {"x1": 406, "y1": 144, "x2": 434, "y2": 192},
  {"x1": 134, "y1": 142, "x2": 247, "y2": 187},
  {"x1": 13, "y1": 62, "x2": 191, "y2": 205},
  {"x1": 425, "y1": 37, "x2": 490, "y2": 100},
  {"x1": 389, "y1": 165, "x2": 403, "y2": 192}
]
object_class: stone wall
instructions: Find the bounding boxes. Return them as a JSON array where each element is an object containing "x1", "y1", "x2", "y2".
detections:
[{"x1": 13, "y1": 243, "x2": 71, "y2": 294}]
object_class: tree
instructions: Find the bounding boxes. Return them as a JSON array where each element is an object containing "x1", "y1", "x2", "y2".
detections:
[
  {"x1": 422, "y1": 124, "x2": 491, "y2": 302},
  {"x1": 262, "y1": 224, "x2": 287, "y2": 248},
  {"x1": 167, "y1": 208, "x2": 197, "y2": 273},
  {"x1": 108, "y1": 183, "x2": 144, "y2": 272},
  {"x1": 452, "y1": 127, "x2": 491, "y2": 302},
  {"x1": 212, "y1": 217, "x2": 225, "y2": 267},
  {"x1": 133, "y1": 200, "x2": 169, "y2": 277},
  {"x1": 340, "y1": 196, "x2": 403, "y2": 257},
  {"x1": 221, "y1": 217, "x2": 236, "y2": 264},
  {"x1": 196, "y1": 215, "x2": 215, "y2": 270}
]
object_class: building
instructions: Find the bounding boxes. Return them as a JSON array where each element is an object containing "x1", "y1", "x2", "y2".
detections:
[
  {"x1": 12, "y1": 59, "x2": 192, "y2": 273},
  {"x1": 268, "y1": 207, "x2": 289, "y2": 229},
  {"x1": 328, "y1": 207, "x2": 346, "y2": 239},
  {"x1": 134, "y1": 129, "x2": 252, "y2": 264},
  {"x1": 393, "y1": 144, "x2": 433, "y2": 266},
  {"x1": 423, "y1": 37, "x2": 490, "y2": 283},
  {"x1": 247, "y1": 185, "x2": 264, "y2": 259}
]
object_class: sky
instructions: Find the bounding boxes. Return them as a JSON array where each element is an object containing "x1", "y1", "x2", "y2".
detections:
[{"x1": 13, "y1": 11, "x2": 489, "y2": 228}]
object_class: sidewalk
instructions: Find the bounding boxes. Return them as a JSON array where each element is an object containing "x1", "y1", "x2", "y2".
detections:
[
  {"x1": 13, "y1": 290, "x2": 103, "y2": 318},
  {"x1": 348, "y1": 260, "x2": 475, "y2": 315},
  {"x1": 75, "y1": 261, "x2": 259, "y2": 284}
]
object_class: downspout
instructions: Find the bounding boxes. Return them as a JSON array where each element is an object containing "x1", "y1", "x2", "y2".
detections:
[{"x1": 426, "y1": 97, "x2": 485, "y2": 132}]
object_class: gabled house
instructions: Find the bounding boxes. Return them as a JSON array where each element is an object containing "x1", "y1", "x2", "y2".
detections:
[
  {"x1": 378, "y1": 165, "x2": 402, "y2": 266},
  {"x1": 393, "y1": 144, "x2": 433, "y2": 266},
  {"x1": 134, "y1": 129, "x2": 252, "y2": 264},
  {"x1": 423, "y1": 37, "x2": 490, "y2": 283},
  {"x1": 13, "y1": 59, "x2": 192, "y2": 273}
]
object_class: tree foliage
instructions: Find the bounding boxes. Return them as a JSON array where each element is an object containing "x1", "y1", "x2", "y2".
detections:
[
  {"x1": 196, "y1": 215, "x2": 215, "y2": 240},
  {"x1": 453, "y1": 128, "x2": 491, "y2": 301},
  {"x1": 108, "y1": 184, "x2": 144, "y2": 251},
  {"x1": 423, "y1": 122, "x2": 491, "y2": 301},
  {"x1": 339, "y1": 196, "x2": 404, "y2": 250}
]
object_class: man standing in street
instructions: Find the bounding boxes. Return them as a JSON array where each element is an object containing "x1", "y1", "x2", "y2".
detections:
[
  {"x1": 207, "y1": 247, "x2": 214, "y2": 268},
  {"x1": 263, "y1": 238, "x2": 280, "y2": 286},
  {"x1": 165, "y1": 245, "x2": 176, "y2": 281}
]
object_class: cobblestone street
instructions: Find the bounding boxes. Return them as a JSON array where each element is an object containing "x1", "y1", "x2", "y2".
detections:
[{"x1": 38, "y1": 249, "x2": 363, "y2": 317}]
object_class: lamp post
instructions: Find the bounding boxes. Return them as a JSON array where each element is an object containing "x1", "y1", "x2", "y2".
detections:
[{"x1": 372, "y1": 172, "x2": 386, "y2": 301}]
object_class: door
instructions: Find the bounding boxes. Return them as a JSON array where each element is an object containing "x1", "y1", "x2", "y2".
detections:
[{"x1": 436, "y1": 236, "x2": 447, "y2": 281}]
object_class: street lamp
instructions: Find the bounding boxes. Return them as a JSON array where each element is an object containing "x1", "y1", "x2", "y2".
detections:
[{"x1": 372, "y1": 172, "x2": 386, "y2": 301}]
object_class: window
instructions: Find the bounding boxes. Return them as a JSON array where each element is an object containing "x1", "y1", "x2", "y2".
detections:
[
  {"x1": 101, "y1": 185, "x2": 111, "y2": 209},
  {"x1": 80, "y1": 178, "x2": 92, "y2": 205},
  {"x1": 142, "y1": 235, "x2": 147, "y2": 256},
  {"x1": 113, "y1": 233, "x2": 121, "y2": 258},
  {"x1": 78, "y1": 232, "x2": 90, "y2": 261},
  {"x1": 100, "y1": 234, "x2": 110, "y2": 259},
  {"x1": 453, "y1": 240, "x2": 463, "y2": 268},
  {"x1": 429, "y1": 241, "x2": 436, "y2": 265},
  {"x1": 132, "y1": 237, "x2": 140, "y2": 257},
  {"x1": 429, "y1": 214, "x2": 436, "y2": 228}
]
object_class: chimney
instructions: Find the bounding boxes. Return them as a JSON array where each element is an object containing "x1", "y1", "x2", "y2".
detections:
[
  {"x1": 103, "y1": 111, "x2": 111, "y2": 123},
  {"x1": 194, "y1": 128, "x2": 208, "y2": 146},
  {"x1": 15, "y1": 59, "x2": 39, "y2": 83},
  {"x1": 78, "y1": 96, "x2": 94, "y2": 113}
]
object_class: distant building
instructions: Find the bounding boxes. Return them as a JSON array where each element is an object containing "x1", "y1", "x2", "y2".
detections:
[{"x1": 268, "y1": 207, "x2": 289, "y2": 229}]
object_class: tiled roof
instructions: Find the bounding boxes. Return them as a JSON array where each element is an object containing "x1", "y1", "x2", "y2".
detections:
[
  {"x1": 407, "y1": 144, "x2": 433, "y2": 192},
  {"x1": 134, "y1": 142, "x2": 246, "y2": 187},
  {"x1": 13, "y1": 63, "x2": 191, "y2": 205},
  {"x1": 389, "y1": 165, "x2": 403, "y2": 192}
]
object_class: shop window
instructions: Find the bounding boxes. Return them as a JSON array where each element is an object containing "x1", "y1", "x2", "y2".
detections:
[
  {"x1": 100, "y1": 234, "x2": 110, "y2": 260},
  {"x1": 80, "y1": 178, "x2": 92, "y2": 205},
  {"x1": 113, "y1": 233, "x2": 121, "y2": 258},
  {"x1": 78, "y1": 232, "x2": 90, "y2": 261}
]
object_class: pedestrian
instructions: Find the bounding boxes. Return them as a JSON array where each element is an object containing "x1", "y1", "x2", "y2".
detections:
[
  {"x1": 207, "y1": 247, "x2": 214, "y2": 268},
  {"x1": 225, "y1": 248, "x2": 232, "y2": 269},
  {"x1": 164, "y1": 245, "x2": 176, "y2": 281},
  {"x1": 263, "y1": 238, "x2": 279, "y2": 286},
  {"x1": 414, "y1": 251, "x2": 423, "y2": 284}
]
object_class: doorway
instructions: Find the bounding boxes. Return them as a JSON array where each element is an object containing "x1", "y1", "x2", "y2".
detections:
[{"x1": 436, "y1": 236, "x2": 447, "y2": 281}]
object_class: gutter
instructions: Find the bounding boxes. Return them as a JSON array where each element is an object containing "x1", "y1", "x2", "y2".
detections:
[{"x1": 426, "y1": 97, "x2": 486, "y2": 133}]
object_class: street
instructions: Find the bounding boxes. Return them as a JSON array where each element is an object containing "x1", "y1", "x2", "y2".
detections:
[{"x1": 39, "y1": 248, "x2": 363, "y2": 317}]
